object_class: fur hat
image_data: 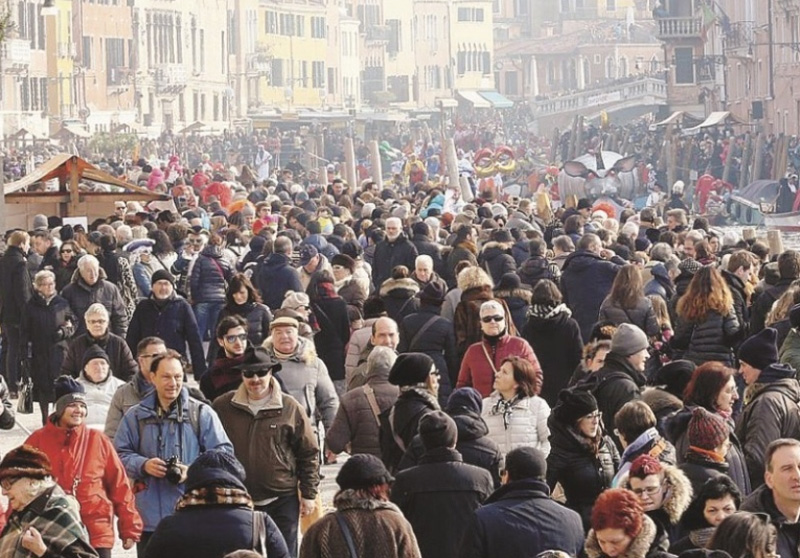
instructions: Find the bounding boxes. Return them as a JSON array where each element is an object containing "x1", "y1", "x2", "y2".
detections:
[
  {"x1": 688, "y1": 407, "x2": 729, "y2": 451},
  {"x1": 553, "y1": 388, "x2": 598, "y2": 425},
  {"x1": 738, "y1": 328, "x2": 778, "y2": 370},
  {"x1": 611, "y1": 323, "x2": 649, "y2": 356},
  {"x1": 418, "y1": 411, "x2": 458, "y2": 450},
  {"x1": 331, "y1": 254, "x2": 356, "y2": 274},
  {"x1": 388, "y1": 352, "x2": 435, "y2": 386},
  {"x1": 336, "y1": 454, "x2": 394, "y2": 490},
  {"x1": 0, "y1": 444, "x2": 52, "y2": 481}
]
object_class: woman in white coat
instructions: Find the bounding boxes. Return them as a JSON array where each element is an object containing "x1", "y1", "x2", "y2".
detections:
[{"x1": 482, "y1": 355, "x2": 551, "y2": 456}]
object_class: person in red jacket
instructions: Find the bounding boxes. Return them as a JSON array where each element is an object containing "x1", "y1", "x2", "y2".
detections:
[
  {"x1": 456, "y1": 300, "x2": 541, "y2": 397},
  {"x1": 25, "y1": 376, "x2": 142, "y2": 558}
]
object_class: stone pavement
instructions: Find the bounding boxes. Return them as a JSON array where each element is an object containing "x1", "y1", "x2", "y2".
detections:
[{"x1": 1, "y1": 391, "x2": 344, "y2": 557}]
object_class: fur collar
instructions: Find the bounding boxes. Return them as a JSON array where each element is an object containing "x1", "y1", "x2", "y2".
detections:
[
  {"x1": 586, "y1": 514, "x2": 658, "y2": 558},
  {"x1": 618, "y1": 465, "x2": 693, "y2": 525},
  {"x1": 261, "y1": 335, "x2": 318, "y2": 364},
  {"x1": 379, "y1": 277, "x2": 420, "y2": 296},
  {"x1": 334, "y1": 489, "x2": 404, "y2": 514},
  {"x1": 494, "y1": 288, "x2": 532, "y2": 303}
]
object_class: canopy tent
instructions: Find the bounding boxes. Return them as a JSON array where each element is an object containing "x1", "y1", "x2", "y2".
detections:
[
  {"x1": 5, "y1": 154, "x2": 168, "y2": 217},
  {"x1": 478, "y1": 90, "x2": 513, "y2": 109},
  {"x1": 650, "y1": 111, "x2": 704, "y2": 129},
  {"x1": 683, "y1": 111, "x2": 750, "y2": 134},
  {"x1": 50, "y1": 124, "x2": 91, "y2": 139},
  {"x1": 457, "y1": 90, "x2": 492, "y2": 109},
  {"x1": 177, "y1": 121, "x2": 206, "y2": 134}
]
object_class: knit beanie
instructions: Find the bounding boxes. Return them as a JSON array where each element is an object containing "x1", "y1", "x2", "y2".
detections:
[
  {"x1": 678, "y1": 258, "x2": 702, "y2": 276},
  {"x1": 652, "y1": 360, "x2": 696, "y2": 399},
  {"x1": 553, "y1": 388, "x2": 598, "y2": 425},
  {"x1": 418, "y1": 411, "x2": 458, "y2": 450},
  {"x1": 611, "y1": 323, "x2": 649, "y2": 356},
  {"x1": 53, "y1": 375, "x2": 87, "y2": 417},
  {"x1": 336, "y1": 454, "x2": 394, "y2": 490},
  {"x1": 388, "y1": 352, "x2": 435, "y2": 386},
  {"x1": 32, "y1": 214, "x2": 48, "y2": 230},
  {"x1": 419, "y1": 281, "x2": 446, "y2": 305},
  {"x1": 445, "y1": 387, "x2": 483, "y2": 415},
  {"x1": 185, "y1": 448, "x2": 247, "y2": 491},
  {"x1": 738, "y1": 328, "x2": 779, "y2": 370},
  {"x1": 82, "y1": 345, "x2": 110, "y2": 369},
  {"x1": 0, "y1": 445, "x2": 52, "y2": 481},
  {"x1": 151, "y1": 269, "x2": 175, "y2": 286},
  {"x1": 688, "y1": 407, "x2": 729, "y2": 451}
]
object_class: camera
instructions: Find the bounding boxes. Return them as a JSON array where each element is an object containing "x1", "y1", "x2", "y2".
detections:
[{"x1": 165, "y1": 456, "x2": 183, "y2": 485}]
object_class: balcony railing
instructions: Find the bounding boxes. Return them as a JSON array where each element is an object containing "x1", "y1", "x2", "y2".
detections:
[
  {"x1": 364, "y1": 25, "x2": 390, "y2": 44},
  {"x1": 2, "y1": 39, "x2": 31, "y2": 72},
  {"x1": 776, "y1": 0, "x2": 800, "y2": 12},
  {"x1": 532, "y1": 76, "x2": 668, "y2": 118},
  {"x1": 724, "y1": 21, "x2": 754, "y2": 56},
  {"x1": 156, "y1": 64, "x2": 187, "y2": 93},
  {"x1": 656, "y1": 17, "x2": 704, "y2": 40}
]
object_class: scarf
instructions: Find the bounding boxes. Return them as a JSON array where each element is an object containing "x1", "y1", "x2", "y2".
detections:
[
  {"x1": 458, "y1": 240, "x2": 478, "y2": 255},
  {"x1": 527, "y1": 302, "x2": 572, "y2": 320},
  {"x1": 176, "y1": 486, "x2": 254, "y2": 510},
  {"x1": 687, "y1": 446, "x2": 725, "y2": 464},
  {"x1": 274, "y1": 347, "x2": 294, "y2": 360},
  {"x1": 689, "y1": 527, "x2": 715, "y2": 549},
  {"x1": 210, "y1": 355, "x2": 246, "y2": 390},
  {"x1": 398, "y1": 385, "x2": 441, "y2": 411},
  {"x1": 491, "y1": 393, "x2": 522, "y2": 430},
  {"x1": 613, "y1": 427, "x2": 660, "y2": 486},
  {"x1": 315, "y1": 282, "x2": 338, "y2": 299}
]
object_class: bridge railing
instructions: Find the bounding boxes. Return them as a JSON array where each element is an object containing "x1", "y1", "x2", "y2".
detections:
[{"x1": 531, "y1": 76, "x2": 668, "y2": 117}]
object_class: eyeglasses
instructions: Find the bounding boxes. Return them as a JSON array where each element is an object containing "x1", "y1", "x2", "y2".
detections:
[
  {"x1": 224, "y1": 334, "x2": 248, "y2": 344},
  {"x1": 582, "y1": 411, "x2": 601, "y2": 420},
  {"x1": 0, "y1": 477, "x2": 21, "y2": 491},
  {"x1": 140, "y1": 352, "x2": 167, "y2": 360},
  {"x1": 630, "y1": 481, "x2": 664, "y2": 497},
  {"x1": 481, "y1": 315, "x2": 504, "y2": 323},
  {"x1": 61, "y1": 249, "x2": 74, "y2": 254},
  {"x1": 242, "y1": 369, "x2": 272, "y2": 379},
  {"x1": 87, "y1": 319, "x2": 108, "y2": 325}
]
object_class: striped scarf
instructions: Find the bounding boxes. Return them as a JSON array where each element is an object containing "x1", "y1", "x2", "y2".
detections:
[{"x1": 176, "y1": 486, "x2": 254, "y2": 510}]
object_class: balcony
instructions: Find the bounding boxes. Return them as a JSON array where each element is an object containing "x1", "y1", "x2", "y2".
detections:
[
  {"x1": 656, "y1": 17, "x2": 703, "y2": 40},
  {"x1": 156, "y1": 64, "x2": 187, "y2": 94},
  {"x1": 364, "y1": 25, "x2": 390, "y2": 44},
  {"x1": 724, "y1": 21, "x2": 754, "y2": 58},
  {"x1": 2, "y1": 39, "x2": 31, "y2": 72},
  {"x1": 776, "y1": 0, "x2": 800, "y2": 12}
]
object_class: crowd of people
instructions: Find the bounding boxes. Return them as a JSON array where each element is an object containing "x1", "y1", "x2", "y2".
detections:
[{"x1": 1, "y1": 129, "x2": 800, "y2": 558}]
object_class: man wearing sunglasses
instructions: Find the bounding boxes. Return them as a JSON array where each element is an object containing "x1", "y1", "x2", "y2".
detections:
[
  {"x1": 200, "y1": 315, "x2": 249, "y2": 401},
  {"x1": 213, "y1": 346, "x2": 319, "y2": 558}
]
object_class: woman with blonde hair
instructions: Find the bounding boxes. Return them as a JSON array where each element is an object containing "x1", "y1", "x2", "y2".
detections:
[
  {"x1": 670, "y1": 266, "x2": 741, "y2": 366},
  {"x1": 599, "y1": 265, "x2": 660, "y2": 336}
]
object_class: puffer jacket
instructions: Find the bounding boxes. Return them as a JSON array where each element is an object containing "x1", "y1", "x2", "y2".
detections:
[
  {"x1": 722, "y1": 269, "x2": 750, "y2": 338},
  {"x1": 779, "y1": 328, "x2": 800, "y2": 374},
  {"x1": 77, "y1": 370, "x2": 125, "y2": 430},
  {"x1": 457, "y1": 335, "x2": 540, "y2": 398},
  {"x1": 380, "y1": 277, "x2": 420, "y2": 324},
  {"x1": 546, "y1": 416, "x2": 620, "y2": 530},
  {"x1": 213, "y1": 379, "x2": 319, "y2": 500},
  {"x1": 255, "y1": 252, "x2": 304, "y2": 310},
  {"x1": 670, "y1": 309, "x2": 740, "y2": 366},
  {"x1": 126, "y1": 293, "x2": 207, "y2": 377},
  {"x1": 479, "y1": 242, "x2": 516, "y2": 286},
  {"x1": 263, "y1": 335, "x2": 339, "y2": 430},
  {"x1": 61, "y1": 331, "x2": 139, "y2": 382},
  {"x1": 561, "y1": 249, "x2": 625, "y2": 341},
  {"x1": 326, "y1": 358, "x2": 400, "y2": 456},
  {"x1": 644, "y1": 263, "x2": 676, "y2": 303},
  {"x1": 26, "y1": 421, "x2": 143, "y2": 548},
  {"x1": 482, "y1": 392, "x2": 551, "y2": 456},
  {"x1": 599, "y1": 296, "x2": 661, "y2": 337},
  {"x1": 735, "y1": 368, "x2": 800, "y2": 488},
  {"x1": 104, "y1": 372, "x2": 152, "y2": 440},
  {"x1": 494, "y1": 287, "x2": 531, "y2": 335},
  {"x1": 61, "y1": 267, "x2": 129, "y2": 337},
  {"x1": 189, "y1": 245, "x2": 232, "y2": 303},
  {"x1": 518, "y1": 256, "x2": 558, "y2": 288},
  {"x1": 664, "y1": 405, "x2": 751, "y2": 496},
  {"x1": 113, "y1": 387, "x2": 234, "y2": 532}
]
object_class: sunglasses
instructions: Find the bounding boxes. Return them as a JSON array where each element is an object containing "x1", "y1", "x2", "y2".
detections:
[
  {"x1": 481, "y1": 315, "x2": 504, "y2": 323},
  {"x1": 224, "y1": 334, "x2": 248, "y2": 344},
  {"x1": 61, "y1": 248, "x2": 74, "y2": 254},
  {"x1": 242, "y1": 369, "x2": 272, "y2": 379}
]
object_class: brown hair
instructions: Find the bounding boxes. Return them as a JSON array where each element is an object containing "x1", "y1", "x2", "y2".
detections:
[
  {"x1": 613, "y1": 400, "x2": 656, "y2": 443},
  {"x1": 501, "y1": 356, "x2": 542, "y2": 397},
  {"x1": 676, "y1": 266, "x2": 733, "y2": 322},
  {"x1": 683, "y1": 361, "x2": 736, "y2": 411},
  {"x1": 608, "y1": 265, "x2": 644, "y2": 309}
]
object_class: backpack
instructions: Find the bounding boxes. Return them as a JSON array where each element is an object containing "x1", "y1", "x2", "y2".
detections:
[{"x1": 137, "y1": 397, "x2": 207, "y2": 454}]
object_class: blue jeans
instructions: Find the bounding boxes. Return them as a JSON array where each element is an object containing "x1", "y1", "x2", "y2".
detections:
[{"x1": 192, "y1": 302, "x2": 224, "y2": 345}]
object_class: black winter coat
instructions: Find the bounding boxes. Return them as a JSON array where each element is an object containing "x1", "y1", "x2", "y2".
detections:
[
  {"x1": 445, "y1": 243, "x2": 479, "y2": 288},
  {"x1": 561, "y1": 250, "x2": 624, "y2": 341},
  {"x1": 0, "y1": 245, "x2": 33, "y2": 325},
  {"x1": 547, "y1": 417, "x2": 620, "y2": 531},
  {"x1": 380, "y1": 389, "x2": 439, "y2": 473},
  {"x1": 398, "y1": 305, "x2": 458, "y2": 402},
  {"x1": 20, "y1": 293, "x2": 76, "y2": 402},
  {"x1": 678, "y1": 450, "x2": 729, "y2": 496},
  {"x1": 523, "y1": 309, "x2": 583, "y2": 407},
  {"x1": 372, "y1": 235, "x2": 418, "y2": 288},
  {"x1": 722, "y1": 270, "x2": 750, "y2": 339},
  {"x1": 144, "y1": 505, "x2": 289, "y2": 558},
  {"x1": 255, "y1": 252, "x2": 304, "y2": 310},
  {"x1": 61, "y1": 331, "x2": 138, "y2": 381},
  {"x1": 392, "y1": 447, "x2": 493, "y2": 558},
  {"x1": 742, "y1": 485, "x2": 800, "y2": 558},
  {"x1": 379, "y1": 277, "x2": 420, "y2": 325},
  {"x1": 412, "y1": 234, "x2": 445, "y2": 277},
  {"x1": 517, "y1": 256, "x2": 557, "y2": 289},
  {"x1": 205, "y1": 301, "x2": 273, "y2": 364},
  {"x1": 751, "y1": 278, "x2": 794, "y2": 334},
  {"x1": 190, "y1": 246, "x2": 233, "y2": 303},
  {"x1": 664, "y1": 405, "x2": 751, "y2": 496},
  {"x1": 460, "y1": 478, "x2": 585, "y2": 558},
  {"x1": 670, "y1": 310, "x2": 740, "y2": 366},
  {"x1": 494, "y1": 288, "x2": 531, "y2": 335},
  {"x1": 61, "y1": 274, "x2": 128, "y2": 337},
  {"x1": 127, "y1": 294, "x2": 207, "y2": 377},
  {"x1": 311, "y1": 295, "x2": 351, "y2": 382},
  {"x1": 479, "y1": 243, "x2": 516, "y2": 286},
  {"x1": 396, "y1": 411, "x2": 504, "y2": 487}
]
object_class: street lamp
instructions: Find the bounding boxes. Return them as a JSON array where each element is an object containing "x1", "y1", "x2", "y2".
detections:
[{"x1": 41, "y1": 0, "x2": 57, "y2": 16}]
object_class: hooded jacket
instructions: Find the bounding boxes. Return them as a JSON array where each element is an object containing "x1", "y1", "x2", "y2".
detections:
[
  {"x1": 599, "y1": 296, "x2": 661, "y2": 337},
  {"x1": 561, "y1": 249, "x2": 624, "y2": 340},
  {"x1": 460, "y1": 478, "x2": 585, "y2": 558},
  {"x1": 517, "y1": 255, "x2": 557, "y2": 289},
  {"x1": 380, "y1": 277, "x2": 420, "y2": 324},
  {"x1": 479, "y1": 242, "x2": 516, "y2": 286},
  {"x1": 585, "y1": 514, "x2": 673, "y2": 558},
  {"x1": 780, "y1": 328, "x2": 800, "y2": 374},
  {"x1": 644, "y1": 263, "x2": 676, "y2": 302},
  {"x1": 0, "y1": 244, "x2": 33, "y2": 325},
  {"x1": 735, "y1": 366, "x2": 800, "y2": 488},
  {"x1": 190, "y1": 245, "x2": 233, "y2": 303},
  {"x1": 26, "y1": 420, "x2": 143, "y2": 548},
  {"x1": 255, "y1": 252, "x2": 304, "y2": 310},
  {"x1": 494, "y1": 287, "x2": 531, "y2": 335}
]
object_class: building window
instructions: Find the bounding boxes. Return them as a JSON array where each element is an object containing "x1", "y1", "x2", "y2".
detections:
[
  {"x1": 457, "y1": 8, "x2": 484, "y2": 21},
  {"x1": 266, "y1": 11, "x2": 277, "y2": 33},
  {"x1": 606, "y1": 0, "x2": 615, "y2": 10},
  {"x1": 311, "y1": 16, "x2": 326, "y2": 38},
  {"x1": 674, "y1": 47, "x2": 694, "y2": 84},
  {"x1": 271, "y1": 59, "x2": 283, "y2": 86},
  {"x1": 313, "y1": 61, "x2": 325, "y2": 88},
  {"x1": 296, "y1": 15, "x2": 304, "y2": 37},
  {"x1": 82, "y1": 37, "x2": 92, "y2": 69},
  {"x1": 387, "y1": 19, "x2": 400, "y2": 55},
  {"x1": 327, "y1": 67, "x2": 335, "y2": 94},
  {"x1": 106, "y1": 38, "x2": 125, "y2": 85}
]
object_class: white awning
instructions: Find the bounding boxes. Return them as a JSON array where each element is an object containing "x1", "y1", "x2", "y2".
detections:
[
  {"x1": 683, "y1": 111, "x2": 749, "y2": 134},
  {"x1": 63, "y1": 124, "x2": 91, "y2": 138},
  {"x1": 457, "y1": 90, "x2": 491, "y2": 109},
  {"x1": 435, "y1": 98, "x2": 459, "y2": 109}
]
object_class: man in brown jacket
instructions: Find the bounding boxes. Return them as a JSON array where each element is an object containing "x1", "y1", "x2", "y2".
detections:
[{"x1": 212, "y1": 346, "x2": 319, "y2": 558}]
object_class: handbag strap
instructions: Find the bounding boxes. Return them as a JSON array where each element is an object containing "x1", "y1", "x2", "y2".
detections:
[
  {"x1": 335, "y1": 512, "x2": 359, "y2": 558},
  {"x1": 363, "y1": 386, "x2": 381, "y2": 427},
  {"x1": 252, "y1": 510, "x2": 268, "y2": 557},
  {"x1": 480, "y1": 341, "x2": 499, "y2": 375},
  {"x1": 408, "y1": 315, "x2": 439, "y2": 350}
]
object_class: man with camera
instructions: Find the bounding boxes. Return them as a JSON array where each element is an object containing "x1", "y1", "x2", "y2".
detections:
[
  {"x1": 213, "y1": 346, "x2": 319, "y2": 558},
  {"x1": 114, "y1": 349, "x2": 233, "y2": 557}
]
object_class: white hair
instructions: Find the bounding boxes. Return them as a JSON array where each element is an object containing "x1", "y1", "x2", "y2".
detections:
[
  {"x1": 34, "y1": 270, "x2": 55, "y2": 286},
  {"x1": 77, "y1": 254, "x2": 99, "y2": 271},
  {"x1": 415, "y1": 255, "x2": 433, "y2": 269},
  {"x1": 480, "y1": 300, "x2": 505, "y2": 316},
  {"x1": 85, "y1": 302, "x2": 109, "y2": 319}
]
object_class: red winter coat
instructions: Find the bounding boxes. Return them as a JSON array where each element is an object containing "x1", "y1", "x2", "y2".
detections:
[
  {"x1": 26, "y1": 420, "x2": 143, "y2": 548},
  {"x1": 456, "y1": 335, "x2": 541, "y2": 397}
]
